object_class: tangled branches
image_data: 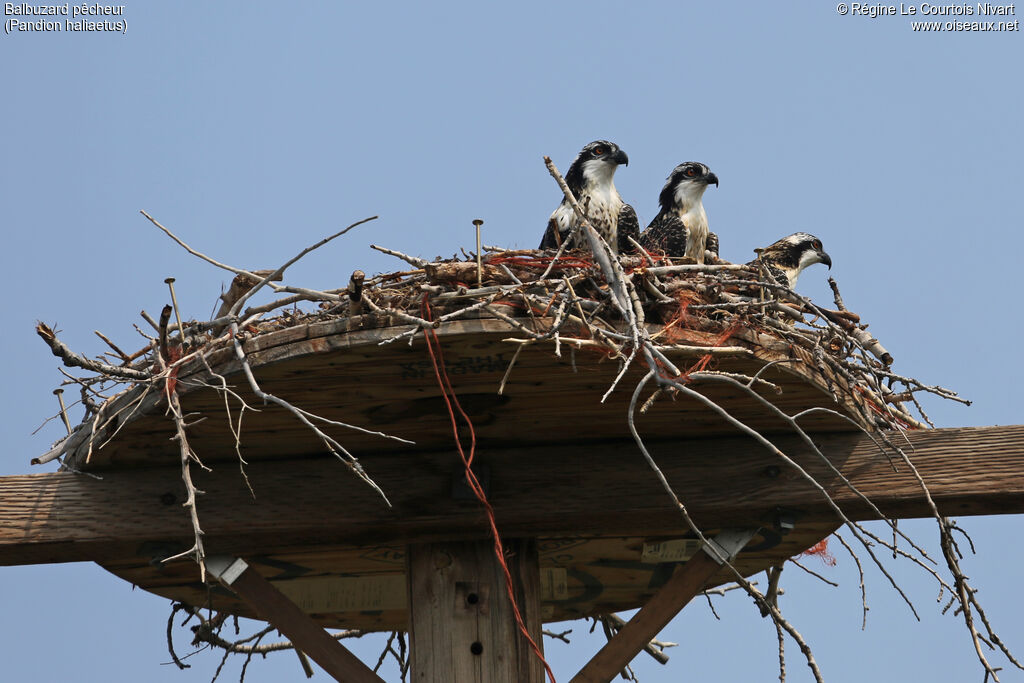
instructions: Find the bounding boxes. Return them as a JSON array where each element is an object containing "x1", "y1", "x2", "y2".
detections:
[
  {"x1": 34, "y1": 215, "x2": 406, "y2": 579},
  {"x1": 528, "y1": 159, "x2": 1012, "y2": 682},
  {"x1": 31, "y1": 159, "x2": 1013, "y2": 681},
  {"x1": 165, "y1": 602, "x2": 408, "y2": 683}
]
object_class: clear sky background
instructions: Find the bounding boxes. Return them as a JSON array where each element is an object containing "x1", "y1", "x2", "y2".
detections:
[{"x1": 3, "y1": 2, "x2": 1022, "y2": 681}]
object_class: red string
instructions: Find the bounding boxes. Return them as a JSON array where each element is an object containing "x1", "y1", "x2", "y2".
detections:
[
  {"x1": 488, "y1": 254, "x2": 593, "y2": 270},
  {"x1": 682, "y1": 319, "x2": 744, "y2": 379},
  {"x1": 658, "y1": 292, "x2": 695, "y2": 346},
  {"x1": 800, "y1": 539, "x2": 837, "y2": 567},
  {"x1": 164, "y1": 346, "x2": 182, "y2": 397},
  {"x1": 420, "y1": 294, "x2": 556, "y2": 682},
  {"x1": 852, "y1": 385, "x2": 914, "y2": 429},
  {"x1": 623, "y1": 254, "x2": 672, "y2": 272}
]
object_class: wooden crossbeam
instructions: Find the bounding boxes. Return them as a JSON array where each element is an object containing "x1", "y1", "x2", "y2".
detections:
[
  {"x1": 2, "y1": 425, "x2": 1023, "y2": 567},
  {"x1": 207, "y1": 556, "x2": 385, "y2": 683},
  {"x1": 571, "y1": 530, "x2": 757, "y2": 683}
]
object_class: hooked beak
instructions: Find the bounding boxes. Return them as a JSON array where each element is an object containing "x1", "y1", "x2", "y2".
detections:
[
  {"x1": 819, "y1": 250, "x2": 832, "y2": 269},
  {"x1": 613, "y1": 149, "x2": 629, "y2": 166},
  {"x1": 706, "y1": 172, "x2": 719, "y2": 187}
]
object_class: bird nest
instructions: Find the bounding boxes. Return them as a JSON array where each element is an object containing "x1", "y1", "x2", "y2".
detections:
[
  {"x1": 32, "y1": 206, "x2": 1001, "y2": 683},
  {"x1": 37, "y1": 241, "x2": 952, "y2": 472}
]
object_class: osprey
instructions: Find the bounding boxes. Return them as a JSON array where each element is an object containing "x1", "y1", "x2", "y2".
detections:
[
  {"x1": 539, "y1": 140, "x2": 640, "y2": 255},
  {"x1": 638, "y1": 162, "x2": 719, "y2": 263},
  {"x1": 749, "y1": 233, "x2": 832, "y2": 288}
]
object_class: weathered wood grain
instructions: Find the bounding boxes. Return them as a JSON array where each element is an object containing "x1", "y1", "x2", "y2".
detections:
[
  {"x1": 211, "y1": 558, "x2": 385, "y2": 683},
  {"x1": 9, "y1": 426, "x2": 1022, "y2": 629},
  {"x1": 407, "y1": 539, "x2": 544, "y2": 683},
  {"x1": 54, "y1": 317, "x2": 868, "y2": 470},
  {"x1": 5, "y1": 426, "x2": 1024, "y2": 568},
  {"x1": 95, "y1": 526, "x2": 838, "y2": 630},
  {"x1": 571, "y1": 549, "x2": 724, "y2": 683}
]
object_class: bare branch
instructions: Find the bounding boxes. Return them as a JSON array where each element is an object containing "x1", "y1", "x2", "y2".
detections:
[{"x1": 36, "y1": 322, "x2": 150, "y2": 381}]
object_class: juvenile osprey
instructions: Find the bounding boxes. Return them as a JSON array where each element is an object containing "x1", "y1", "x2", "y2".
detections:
[
  {"x1": 540, "y1": 140, "x2": 639, "y2": 255},
  {"x1": 748, "y1": 233, "x2": 832, "y2": 288},
  {"x1": 638, "y1": 162, "x2": 719, "y2": 263}
]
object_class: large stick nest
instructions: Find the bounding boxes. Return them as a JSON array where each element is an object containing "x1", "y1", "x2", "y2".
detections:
[
  {"x1": 37, "y1": 245, "x2": 959, "y2": 470},
  {"x1": 30, "y1": 200, "x2": 1001, "y2": 682}
]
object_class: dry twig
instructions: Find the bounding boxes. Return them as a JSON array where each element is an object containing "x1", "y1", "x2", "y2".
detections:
[{"x1": 33, "y1": 173, "x2": 998, "y2": 682}]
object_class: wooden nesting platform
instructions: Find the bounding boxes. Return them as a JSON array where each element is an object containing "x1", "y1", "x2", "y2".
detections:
[
  {"x1": 36, "y1": 314, "x2": 915, "y2": 629},
  {"x1": 64, "y1": 316, "x2": 868, "y2": 470}
]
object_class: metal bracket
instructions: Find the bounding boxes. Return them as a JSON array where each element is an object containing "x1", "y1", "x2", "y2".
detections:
[
  {"x1": 206, "y1": 555, "x2": 249, "y2": 585},
  {"x1": 701, "y1": 528, "x2": 759, "y2": 565},
  {"x1": 772, "y1": 506, "x2": 804, "y2": 535}
]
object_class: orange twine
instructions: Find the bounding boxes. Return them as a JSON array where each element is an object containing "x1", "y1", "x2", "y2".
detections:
[
  {"x1": 658, "y1": 292, "x2": 695, "y2": 346},
  {"x1": 853, "y1": 385, "x2": 914, "y2": 429},
  {"x1": 164, "y1": 346, "x2": 182, "y2": 398},
  {"x1": 800, "y1": 538, "x2": 837, "y2": 567},
  {"x1": 420, "y1": 294, "x2": 556, "y2": 682},
  {"x1": 681, "y1": 319, "x2": 744, "y2": 380},
  {"x1": 489, "y1": 255, "x2": 593, "y2": 271}
]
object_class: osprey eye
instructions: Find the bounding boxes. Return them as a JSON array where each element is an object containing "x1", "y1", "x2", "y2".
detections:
[
  {"x1": 812, "y1": 239, "x2": 822, "y2": 250},
  {"x1": 685, "y1": 168, "x2": 697, "y2": 177},
  {"x1": 592, "y1": 146, "x2": 605, "y2": 156}
]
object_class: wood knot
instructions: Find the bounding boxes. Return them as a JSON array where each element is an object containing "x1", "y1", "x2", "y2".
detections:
[{"x1": 433, "y1": 550, "x2": 452, "y2": 570}]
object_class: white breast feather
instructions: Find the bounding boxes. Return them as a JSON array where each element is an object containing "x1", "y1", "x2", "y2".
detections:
[
  {"x1": 780, "y1": 265, "x2": 800, "y2": 288},
  {"x1": 673, "y1": 181, "x2": 710, "y2": 262},
  {"x1": 551, "y1": 169, "x2": 624, "y2": 250},
  {"x1": 679, "y1": 204, "x2": 708, "y2": 261}
]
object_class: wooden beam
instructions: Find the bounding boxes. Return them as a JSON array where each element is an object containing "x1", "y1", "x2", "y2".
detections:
[
  {"x1": 206, "y1": 556, "x2": 385, "y2": 683},
  {"x1": 3, "y1": 425, "x2": 1024, "y2": 566},
  {"x1": 571, "y1": 530, "x2": 756, "y2": 683},
  {"x1": 406, "y1": 539, "x2": 544, "y2": 682}
]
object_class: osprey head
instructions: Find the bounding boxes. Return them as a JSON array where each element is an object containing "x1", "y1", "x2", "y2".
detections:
[
  {"x1": 660, "y1": 161, "x2": 718, "y2": 211},
  {"x1": 565, "y1": 140, "x2": 629, "y2": 191},
  {"x1": 758, "y1": 232, "x2": 832, "y2": 287}
]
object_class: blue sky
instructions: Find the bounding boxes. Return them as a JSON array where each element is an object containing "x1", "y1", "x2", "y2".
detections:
[{"x1": 3, "y1": 2, "x2": 1022, "y2": 681}]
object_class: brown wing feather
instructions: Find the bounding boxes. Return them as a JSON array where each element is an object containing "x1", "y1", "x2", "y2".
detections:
[{"x1": 639, "y1": 211, "x2": 689, "y2": 256}]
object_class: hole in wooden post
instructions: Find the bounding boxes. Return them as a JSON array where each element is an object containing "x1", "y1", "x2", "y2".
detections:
[
  {"x1": 470, "y1": 641, "x2": 483, "y2": 655},
  {"x1": 466, "y1": 592, "x2": 479, "y2": 605}
]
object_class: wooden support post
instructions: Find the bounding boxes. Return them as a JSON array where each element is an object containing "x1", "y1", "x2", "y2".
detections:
[
  {"x1": 571, "y1": 530, "x2": 757, "y2": 683},
  {"x1": 206, "y1": 556, "x2": 385, "y2": 683},
  {"x1": 406, "y1": 538, "x2": 544, "y2": 683}
]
